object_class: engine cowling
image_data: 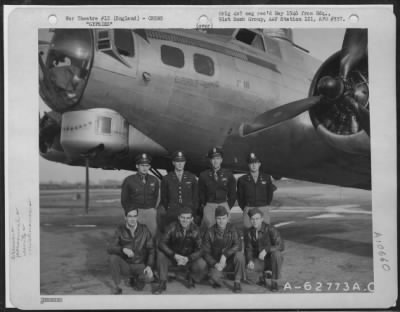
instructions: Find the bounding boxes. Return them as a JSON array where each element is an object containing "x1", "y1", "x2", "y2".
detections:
[
  {"x1": 39, "y1": 111, "x2": 68, "y2": 163},
  {"x1": 309, "y1": 51, "x2": 370, "y2": 155},
  {"x1": 40, "y1": 108, "x2": 168, "y2": 167}
]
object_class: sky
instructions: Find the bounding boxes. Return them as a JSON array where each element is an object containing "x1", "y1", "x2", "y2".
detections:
[{"x1": 39, "y1": 28, "x2": 345, "y2": 183}]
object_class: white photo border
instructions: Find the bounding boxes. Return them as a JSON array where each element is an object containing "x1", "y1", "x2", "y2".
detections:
[{"x1": 5, "y1": 4, "x2": 397, "y2": 309}]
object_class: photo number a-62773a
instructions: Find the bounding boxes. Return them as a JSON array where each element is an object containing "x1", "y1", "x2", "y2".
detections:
[{"x1": 283, "y1": 281, "x2": 374, "y2": 292}]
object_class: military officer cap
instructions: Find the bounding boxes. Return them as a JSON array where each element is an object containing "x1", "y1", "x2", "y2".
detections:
[
  {"x1": 172, "y1": 150, "x2": 186, "y2": 162},
  {"x1": 178, "y1": 206, "x2": 193, "y2": 216},
  {"x1": 248, "y1": 207, "x2": 263, "y2": 218},
  {"x1": 208, "y1": 146, "x2": 223, "y2": 158},
  {"x1": 135, "y1": 153, "x2": 152, "y2": 165},
  {"x1": 215, "y1": 205, "x2": 228, "y2": 217},
  {"x1": 247, "y1": 152, "x2": 260, "y2": 164}
]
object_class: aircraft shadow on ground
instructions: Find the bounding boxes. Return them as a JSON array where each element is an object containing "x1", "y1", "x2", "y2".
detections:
[{"x1": 278, "y1": 220, "x2": 373, "y2": 258}]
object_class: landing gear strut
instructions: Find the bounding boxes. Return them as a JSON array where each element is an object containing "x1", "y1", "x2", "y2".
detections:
[{"x1": 81, "y1": 144, "x2": 105, "y2": 214}]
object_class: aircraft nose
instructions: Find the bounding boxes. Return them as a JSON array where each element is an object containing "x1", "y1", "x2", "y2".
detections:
[{"x1": 39, "y1": 29, "x2": 93, "y2": 112}]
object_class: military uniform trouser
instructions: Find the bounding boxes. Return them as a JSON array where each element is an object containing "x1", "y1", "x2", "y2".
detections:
[
  {"x1": 209, "y1": 251, "x2": 246, "y2": 283},
  {"x1": 201, "y1": 202, "x2": 230, "y2": 232},
  {"x1": 109, "y1": 254, "x2": 153, "y2": 286},
  {"x1": 157, "y1": 250, "x2": 207, "y2": 283},
  {"x1": 243, "y1": 205, "x2": 271, "y2": 228},
  {"x1": 138, "y1": 208, "x2": 157, "y2": 237},
  {"x1": 246, "y1": 250, "x2": 283, "y2": 281}
]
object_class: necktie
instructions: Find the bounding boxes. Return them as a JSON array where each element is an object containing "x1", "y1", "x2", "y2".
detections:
[
  {"x1": 141, "y1": 175, "x2": 146, "y2": 184},
  {"x1": 214, "y1": 171, "x2": 218, "y2": 182}
]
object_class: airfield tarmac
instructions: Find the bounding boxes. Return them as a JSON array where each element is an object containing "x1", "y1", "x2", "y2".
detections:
[{"x1": 40, "y1": 180, "x2": 373, "y2": 295}]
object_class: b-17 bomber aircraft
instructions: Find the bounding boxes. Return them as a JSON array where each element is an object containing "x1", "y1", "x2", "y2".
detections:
[{"x1": 39, "y1": 28, "x2": 370, "y2": 189}]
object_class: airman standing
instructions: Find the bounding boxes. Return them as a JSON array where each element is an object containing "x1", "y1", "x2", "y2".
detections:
[
  {"x1": 121, "y1": 153, "x2": 160, "y2": 237},
  {"x1": 237, "y1": 152, "x2": 276, "y2": 228},
  {"x1": 160, "y1": 150, "x2": 199, "y2": 231},
  {"x1": 198, "y1": 147, "x2": 236, "y2": 230}
]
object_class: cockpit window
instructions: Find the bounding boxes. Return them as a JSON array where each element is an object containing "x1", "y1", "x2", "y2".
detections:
[
  {"x1": 194, "y1": 54, "x2": 214, "y2": 76},
  {"x1": 235, "y1": 29, "x2": 265, "y2": 52},
  {"x1": 264, "y1": 37, "x2": 282, "y2": 58},
  {"x1": 114, "y1": 29, "x2": 134, "y2": 57},
  {"x1": 161, "y1": 45, "x2": 184, "y2": 68}
]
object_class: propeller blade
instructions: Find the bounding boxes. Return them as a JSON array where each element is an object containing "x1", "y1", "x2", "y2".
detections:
[
  {"x1": 340, "y1": 29, "x2": 368, "y2": 79},
  {"x1": 241, "y1": 96, "x2": 322, "y2": 136}
]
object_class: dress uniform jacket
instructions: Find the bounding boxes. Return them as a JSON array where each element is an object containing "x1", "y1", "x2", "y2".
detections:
[
  {"x1": 107, "y1": 223, "x2": 155, "y2": 267},
  {"x1": 203, "y1": 223, "x2": 241, "y2": 266},
  {"x1": 237, "y1": 173, "x2": 276, "y2": 210},
  {"x1": 158, "y1": 221, "x2": 203, "y2": 261},
  {"x1": 198, "y1": 168, "x2": 237, "y2": 209},
  {"x1": 244, "y1": 222, "x2": 284, "y2": 263},
  {"x1": 161, "y1": 171, "x2": 199, "y2": 213},
  {"x1": 121, "y1": 174, "x2": 159, "y2": 210}
]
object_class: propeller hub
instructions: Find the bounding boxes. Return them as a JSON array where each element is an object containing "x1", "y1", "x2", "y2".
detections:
[{"x1": 317, "y1": 76, "x2": 344, "y2": 100}]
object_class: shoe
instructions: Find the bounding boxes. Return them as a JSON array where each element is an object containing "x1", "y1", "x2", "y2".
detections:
[
  {"x1": 129, "y1": 277, "x2": 136, "y2": 287},
  {"x1": 152, "y1": 280, "x2": 167, "y2": 294},
  {"x1": 256, "y1": 276, "x2": 267, "y2": 287},
  {"x1": 264, "y1": 270, "x2": 272, "y2": 279},
  {"x1": 209, "y1": 279, "x2": 222, "y2": 289},
  {"x1": 233, "y1": 282, "x2": 242, "y2": 293},
  {"x1": 271, "y1": 280, "x2": 279, "y2": 292},
  {"x1": 112, "y1": 286, "x2": 122, "y2": 295},
  {"x1": 185, "y1": 276, "x2": 195, "y2": 289},
  {"x1": 134, "y1": 279, "x2": 145, "y2": 291}
]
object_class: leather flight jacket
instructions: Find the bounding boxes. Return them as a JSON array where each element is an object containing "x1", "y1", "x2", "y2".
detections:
[
  {"x1": 107, "y1": 223, "x2": 155, "y2": 267},
  {"x1": 203, "y1": 223, "x2": 241, "y2": 266},
  {"x1": 158, "y1": 221, "x2": 203, "y2": 261},
  {"x1": 244, "y1": 222, "x2": 284, "y2": 263}
]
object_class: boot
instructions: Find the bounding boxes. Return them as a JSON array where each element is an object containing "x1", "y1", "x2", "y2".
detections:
[
  {"x1": 233, "y1": 282, "x2": 242, "y2": 293},
  {"x1": 256, "y1": 276, "x2": 267, "y2": 287},
  {"x1": 271, "y1": 279, "x2": 279, "y2": 292},
  {"x1": 134, "y1": 279, "x2": 145, "y2": 291},
  {"x1": 152, "y1": 280, "x2": 167, "y2": 294},
  {"x1": 112, "y1": 286, "x2": 122, "y2": 295},
  {"x1": 185, "y1": 275, "x2": 195, "y2": 289}
]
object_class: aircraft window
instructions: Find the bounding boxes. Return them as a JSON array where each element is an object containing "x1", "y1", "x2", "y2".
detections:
[
  {"x1": 161, "y1": 45, "x2": 184, "y2": 68},
  {"x1": 264, "y1": 37, "x2": 282, "y2": 58},
  {"x1": 194, "y1": 54, "x2": 214, "y2": 76},
  {"x1": 97, "y1": 117, "x2": 112, "y2": 134},
  {"x1": 235, "y1": 29, "x2": 265, "y2": 51},
  {"x1": 114, "y1": 30, "x2": 134, "y2": 57}
]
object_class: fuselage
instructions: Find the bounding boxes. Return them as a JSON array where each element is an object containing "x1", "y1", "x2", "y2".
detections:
[{"x1": 39, "y1": 28, "x2": 371, "y2": 188}]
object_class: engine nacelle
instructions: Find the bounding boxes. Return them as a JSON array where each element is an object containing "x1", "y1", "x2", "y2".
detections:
[
  {"x1": 60, "y1": 108, "x2": 128, "y2": 158},
  {"x1": 309, "y1": 51, "x2": 370, "y2": 155},
  {"x1": 60, "y1": 108, "x2": 167, "y2": 160},
  {"x1": 39, "y1": 111, "x2": 69, "y2": 162}
]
